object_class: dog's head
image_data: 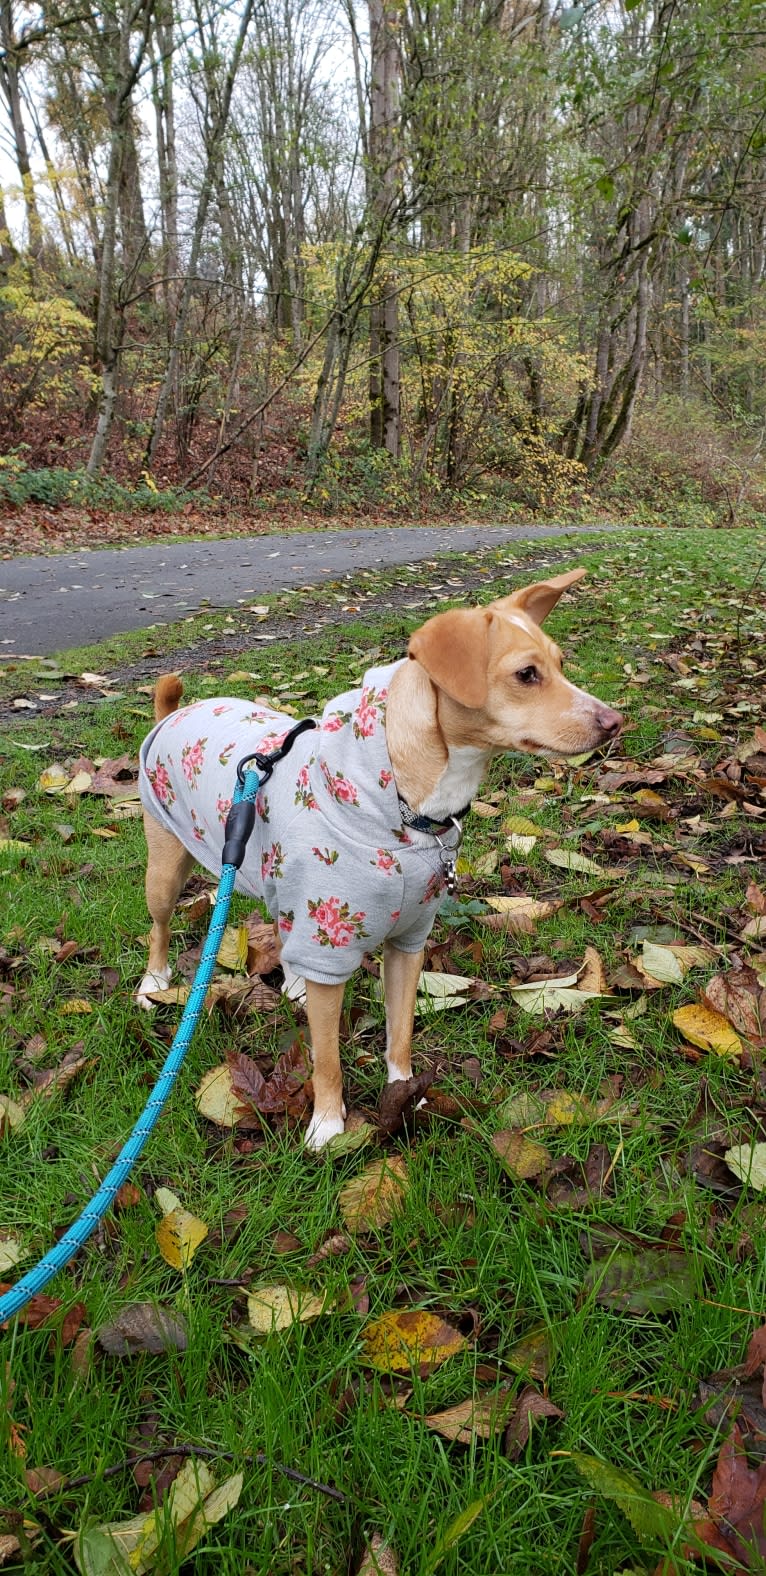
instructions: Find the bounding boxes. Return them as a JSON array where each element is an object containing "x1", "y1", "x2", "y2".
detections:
[{"x1": 407, "y1": 567, "x2": 622, "y2": 758}]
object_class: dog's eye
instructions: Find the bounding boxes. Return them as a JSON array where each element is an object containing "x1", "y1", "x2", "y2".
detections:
[{"x1": 516, "y1": 665, "x2": 539, "y2": 685}]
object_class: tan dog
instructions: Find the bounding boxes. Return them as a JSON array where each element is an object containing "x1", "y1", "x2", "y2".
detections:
[{"x1": 138, "y1": 567, "x2": 621, "y2": 1149}]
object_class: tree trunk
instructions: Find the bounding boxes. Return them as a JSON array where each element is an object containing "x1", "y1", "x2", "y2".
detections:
[
  {"x1": 367, "y1": 0, "x2": 400, "y2": 458},
  {"x1": 143, "y1": 0, "x2": 255, "y2": 473},
  {"x1": 0, "y1": 0, "x2": 43, "y2": 257}
]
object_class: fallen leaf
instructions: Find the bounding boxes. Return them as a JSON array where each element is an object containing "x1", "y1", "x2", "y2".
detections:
[
  {"x1": 361, "y1": 1308, "x2": 467, "y2": 1372},
  {"x1": 579, "y1": 946, "x2": 608, "y2": 993},
  {"x1": 377, "y1": 1070, "x2": 435, "y2": 1135},
  {"x1": 545, "y1": 848, "x2": 608, "y2": 876},
  {"x1": 216, "y1": 923, "x2": 249, "y2": 972},
  {"x1": 724, "y1": 1143, "x2": 766, "y2": 1193},
  {"x1": 491, "y1": 1130, "x2": 551, "y2": 1181},
  {"x1": 194, "y1": 1064, "x2": 245, "y2": 1127},
  {"x1": 74, "y1": 1461, "x2": 243, "y2": 1576},
  {"x1": 357, "y1": 1532, "x2": 399, "y2": 1575},
  {"x1": 583, "y1": 1248, "x2": 695, "y2": 1314},
  {"x1": 0, "y1": 1094, "x2": 26, "y2": 1135},
  {"x1": 156, "y1": 1208, "x2": 209, "y2": 1271},
  {"x1": 424, "y1": 1386, "x2": 517, "y2": 1443},
  {"x1": 339, "y1": 1155, "x2": 409, "y2": 1233},
  {"x1": 504, "y1": 1383, "x2": 563, "y2": 1459},
  {"x1": 97, "y1": 1303, "x2": 188, "y2": 1356},
  {"x1": 246, "y1": 1284, "x2": 330, "y2": 1333},
  {"x1": 672, "y1": 1003, "x2": 742, "y2": 1059}
]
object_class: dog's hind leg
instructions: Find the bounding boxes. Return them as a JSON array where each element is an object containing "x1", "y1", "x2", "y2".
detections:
[
  {"x1": 382, "y1": 942, "x2": 424, "y2": 1084},
  {"x1": 137, "y1": 813, "x2": 195, "y2": 1009}
]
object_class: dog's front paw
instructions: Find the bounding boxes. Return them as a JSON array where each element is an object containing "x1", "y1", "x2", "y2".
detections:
[
  {"x1": 305, "y1": 1111, "x2": 346, "y2": 1151},
  {"x1": 136, "y1": 969, "x2": 170, "y2": 1011}
]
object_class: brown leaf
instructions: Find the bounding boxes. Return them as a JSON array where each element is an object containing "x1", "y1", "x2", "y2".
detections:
[
  {"x1": 114, "y1": 1182, "x2": 142, "y2": 1211},
  {"x1": 226, "y1": 1048, "x2": 269, "y2": 1112},
  {"x1": 357, "y1": 1533, "x2": 399, "y2": 1575},
  {"x1": 88, "y1": 754, "x2": 138, "y2": 795},
  {"x1": 24, "y1": 1466, "x2": 65, "y2": 1498},
  {"x1": 702, "y1": 967, "x2": 766, "y2": 1047},
  {"x1": 97, "y1": 1302, "x2": 188, "y2": 1356},
  {"x1": 272, "y1": 1229, "x2": 303, "y2": 1254},
  {"x1": 377, "y1": 1069, "x2": 435, "y2": 1135},
  {"x1": 59, "y1": 1301, "x2": 87, "y2": 1346},
  {"x1": 424, "y1": 1386, "x2": 517, "y2": 1443},
  {"x1": 306, "y1": 1232, "x2": 351, "y2": 1267},
  {"x1": 579, "y1": 946, "x2": 608, "y2": 993},
  {"x1": 504, "y1": 1384, "x2": 563, "y2": 1459},
  {"x1": 259, "y1": 1040, "x2": 313, "y2": 1117},
  {"x1": 244, "y1": 917, "x2": 281, "y2": 975}
]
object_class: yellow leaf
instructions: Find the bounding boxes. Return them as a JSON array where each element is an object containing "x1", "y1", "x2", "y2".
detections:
[
  {"x1": 491, "y1": 1130, "x2": 550, "y2": 1180},
  {"x1": 156, "y1": 1208, "x2": 208, "y2": 1270},
  {"x1": 38, "y1": 764, "x2": 69, "y2": 792},
  {"x1": 724, "y1": 1143, "x2": 766, "y2": 1193},
  {"x1": 154, "y1": 1187, "x2": 184, "y2": 1216},
  {"x1": 194, "y1": 1064, "x2": 242, "y2": 1127},
  {"x1": 60, "y1": 999, "x2": 93, "y2": 1015},
  {"x1": 502, "y1": 815, "x2": 540, "y2": 836},
  {"x1": 65, "y1": 770, "x2": 92, "y2": 795},
  {"x1": 642, "y1": 942, "x2": 684, "y2": 984},
  {"x1": 615, "y1": 819, "x2": 641, "y2": 834},
  {"x1": 672, "y1": 1003, "x2": 742, "y2": 1059},
  {"x1": 471, "y1": 851, "x2": 498, "y2": 877},
  {"x1": 216, "y1": 923, "x2": 249, "y2": 972},
  {"x1": 484, "y1": 896, "x2": 558, "y2": 920},
  {"x1": 470, "y1": 799, "x2": 503, "y2": 817},
  {"x1": 544, "y1": 848, "x2": 607, "y2": 876},
  {"x1": 0, "y1": 1234, "x2": 25, "y2": 1272},
  {"x1": 246, "y1": 1284, "x2": 329, "y2": 1333},
  {"x1": 0, "y1": 837, "x2": 28, "y2": 854},
  {"x1": 142, "y1": 984, "x2": 190, "y2": 1006},
  {"x1": 0, "y1": 1094, "x2": 26, "y2": 1135},
  {"x1": 91, "y1": 827, "x2": 119, "y2": 839},
  {"x1": 81, "y1": 1459, "x2": 243, "y2": 1576},
  {"x1": 339, "y1": 1155, "x2": 408, "y2": 1233},
  {"x1": 505, "y1": 834, "x2": 537, "y2": 854},
  {"x1": 361, "y1": 1308, "x2": 467, "y2": 1372}
]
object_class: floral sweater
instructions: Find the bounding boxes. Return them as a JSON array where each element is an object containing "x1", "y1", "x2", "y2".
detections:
[{"x1": 138, "y1": 662, "x2": 457, "y2": 985}]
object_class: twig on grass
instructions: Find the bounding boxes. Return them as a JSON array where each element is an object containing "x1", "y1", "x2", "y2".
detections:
[{"x1": 61, "y1": 1443, "x2": 346, "y2": 1503}]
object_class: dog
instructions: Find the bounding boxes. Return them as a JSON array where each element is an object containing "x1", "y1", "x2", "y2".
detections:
[{"x1": 137, "y1": 567, "x2": 622, "y2": 1149}]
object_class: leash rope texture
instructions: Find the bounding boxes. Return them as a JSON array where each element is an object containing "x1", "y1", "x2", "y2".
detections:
[{"x1": 0, "y1": 765, "x2": 262, "y2": 1324}]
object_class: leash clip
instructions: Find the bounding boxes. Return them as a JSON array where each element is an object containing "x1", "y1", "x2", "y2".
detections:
[
  {"x1": 433, "y1": 816, "x2": 463, "y2": 897},
  {"x1": 235, "y1": 716, "x2": 318, "y2": 788}
]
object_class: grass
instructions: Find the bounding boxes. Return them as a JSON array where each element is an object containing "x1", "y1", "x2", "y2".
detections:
[{"x1": 1, "y1": 526, "x2": 765, "y2": 1574}]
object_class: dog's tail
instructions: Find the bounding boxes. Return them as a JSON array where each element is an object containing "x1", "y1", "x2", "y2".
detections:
[{"x1": 153, "y1": 673, "x2": 183, "y2": 721}]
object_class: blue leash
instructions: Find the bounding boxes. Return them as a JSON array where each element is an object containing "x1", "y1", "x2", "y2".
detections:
[{"x1": 0, "y1": 719, "x2": 316, "y2": 1324}]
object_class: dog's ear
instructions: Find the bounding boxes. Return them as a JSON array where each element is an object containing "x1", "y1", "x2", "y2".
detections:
[
  {"x1": 493, "y1": 566, "x2": 586, "y2": 626},
  {"x1": 408, "y1": 607, "x2": 490, "y2": 708}
]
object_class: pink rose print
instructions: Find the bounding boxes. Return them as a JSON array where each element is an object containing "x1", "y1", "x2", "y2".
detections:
[
  {"x1": 371, "y1": 849, "x2": 401, "y2": 875},
  {"x1": 420, "y1": 869, "x2": 445, "y2": 905},
  {"x1": 390, "y1": 909, "x2": 401, "y2": 922},
  {"x1": 320, "y1": 759, "x2": 360, "y2": 807},
  {"x1": 218, "y1": 740, "x2": 237, "y2": 766},
  {"x1": 322, "y1": 710, "x2": 351, "y2": 733},
  {"x1": 378, "y1": 769, "x2": 394, "y2": 790},
  {"x1": 244, "y1": 707, "x2": 271, "y2": 724},
  {"x1": 169, "y1": 700, "x2": 204, "y2": 729},
  {"x1": 255, "y1": 789, "x2": 270, "y2": 823},
  {"x1": 278, "y1": 910, "x2": 294, "y2": 935},
  {"x1": 295, "y1": 764, "x2": 318, "y2": 810},
  {"x1": 312, "y1": 846, "x2": 340, "y2": 866},
  {"x1": 148, "y1": 759, "x2": 174, "y2": 806},
  {"x1": 393, "y1": 827, "x2": 413, "y2": 845},
  {"x1": 212, "y1": 704, "x2": 232, "y2": 716},
  {"x1": 353, "y1": 683, "x2": 387, "y2": 739},
  {"x1": 181, "y1": 737, "x2": 207, "y2": 787},
  {"x1": 190, "y1": 807, "x2": 206, "y2": 843},
  {"x1": 216, "y1": 794, "x2": 232, "y2": 823},
  {"x1": 259, "y1": 728, "x2": 290, "y2": 755},
  {"x1": 261, "y1": 841, "x2": 285, "y2": 880},
  {"x1": 307, "y1": 896, "x2": 368, "y2": 948}
]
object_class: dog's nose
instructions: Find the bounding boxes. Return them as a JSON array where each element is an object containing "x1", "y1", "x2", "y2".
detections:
[{"x1": 596, "y1": 705, "x2": 623, "y2": 738}]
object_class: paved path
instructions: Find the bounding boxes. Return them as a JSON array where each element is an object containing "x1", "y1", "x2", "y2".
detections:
[{"x1": 0, "y1": 522, "x2": 620, "y2": 656}]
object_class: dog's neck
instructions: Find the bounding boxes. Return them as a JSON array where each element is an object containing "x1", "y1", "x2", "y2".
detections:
[{"x1": 386, "y1": 659, "x2": 491, "y2": 818}]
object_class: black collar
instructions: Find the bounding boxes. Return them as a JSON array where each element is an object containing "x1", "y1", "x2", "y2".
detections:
[{"x1": 398, "y1": 796, "x2": 471, "y2": 836}]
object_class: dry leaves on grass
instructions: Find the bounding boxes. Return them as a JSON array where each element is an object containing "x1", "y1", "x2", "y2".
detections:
[
  {"x1": 246, "y1": 1284, "x2": 332, "y2": 1334},
  {"x1": 97, "y1": 1304, "x2": 188, "y2": 1356}
]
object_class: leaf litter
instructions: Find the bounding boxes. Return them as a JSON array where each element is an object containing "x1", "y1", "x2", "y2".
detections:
[{"x1": 4, "y1": 542, "x2": 766, "y2": 1571}]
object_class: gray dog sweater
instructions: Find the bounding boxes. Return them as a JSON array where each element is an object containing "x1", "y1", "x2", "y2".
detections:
[{"x1": 139, "y1": 661, "x2": 458, "y2": 984}]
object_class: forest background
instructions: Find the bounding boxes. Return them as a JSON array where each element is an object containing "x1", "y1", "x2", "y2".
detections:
[{"x1": 1, "y1": 0, "x2": 766, "y2": 529}]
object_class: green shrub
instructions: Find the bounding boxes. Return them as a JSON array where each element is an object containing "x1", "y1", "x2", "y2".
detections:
[{"x1": 0, "y1": 454, "x2": 203, "y2": 513}]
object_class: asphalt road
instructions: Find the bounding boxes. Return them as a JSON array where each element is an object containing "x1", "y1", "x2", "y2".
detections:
[{"x1": 0, "y1": 522, "x2": 619, "y2": 656}]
